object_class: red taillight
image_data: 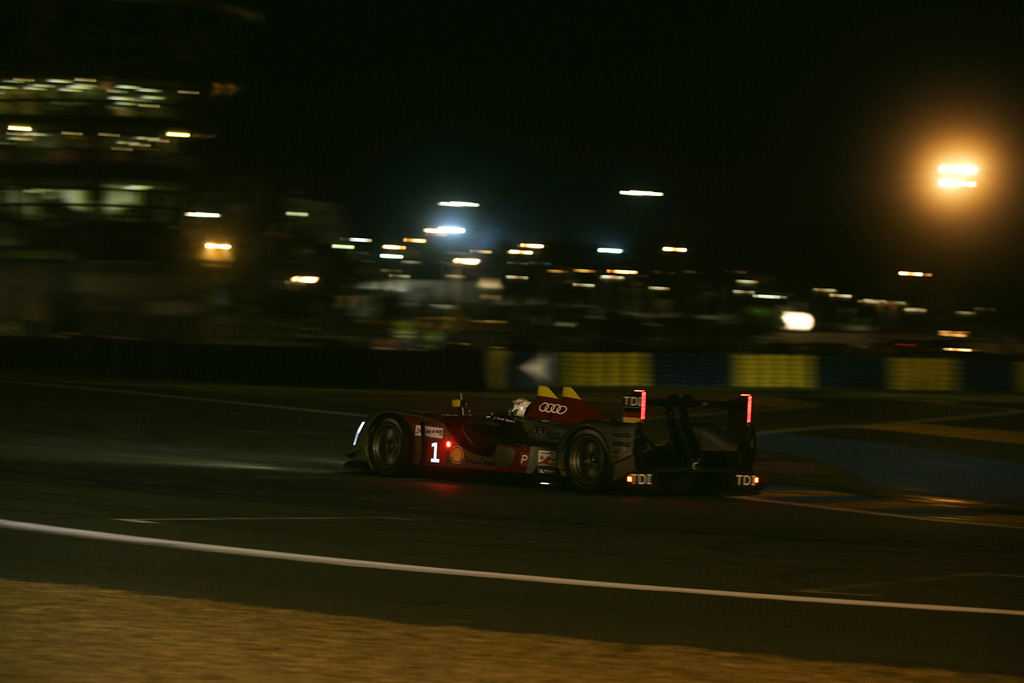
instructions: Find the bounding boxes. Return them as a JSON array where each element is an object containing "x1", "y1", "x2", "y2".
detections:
[
  {"x1": 626, "y1": 474, "x2": 634, "y2": 484},
  {"x1": 445, "y1": 440, "x2": 452, "y2": 449},
  {"x1": 741, "y1": 393, "x2": 753, "y2": 424}
]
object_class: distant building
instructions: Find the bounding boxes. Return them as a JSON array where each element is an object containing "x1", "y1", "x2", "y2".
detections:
[{"x1": 0, "y1": 0, "x2": 265, "y2": 336}]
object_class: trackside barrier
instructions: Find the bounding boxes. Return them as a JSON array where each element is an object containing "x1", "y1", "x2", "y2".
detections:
[
  {"x1": 2, "y1": 339, "x2": 1022, "y2": 393},
  {"x1": 884, "y1": 357, "x2": 961, "y2": 392},
  {"x1": 559, "y1": 352, "x2": 653, "y2": 388},
  {"x1": 482, "y1": 349, "x2": 1024, "y2": 393},
  {"x1": 730, "y1": 354, "x2": 819, "y2": 389}
]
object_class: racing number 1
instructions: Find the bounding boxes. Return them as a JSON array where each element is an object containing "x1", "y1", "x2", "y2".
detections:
[{"x1": 429, "y1": 441, "x2": 440, "y2": 464}]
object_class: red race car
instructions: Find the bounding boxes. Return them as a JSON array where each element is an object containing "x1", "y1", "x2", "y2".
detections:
[{"x1": 351, "y1": 386, "x2": 761, "y2": 494}]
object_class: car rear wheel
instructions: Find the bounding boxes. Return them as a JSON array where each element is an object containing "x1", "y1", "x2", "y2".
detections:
[
  {"x1": 564, "y1": 431, "x2": 611, "y2": 493},
  {"x1": 367, "y1": 417, "x2": 412, "y2": 476}
]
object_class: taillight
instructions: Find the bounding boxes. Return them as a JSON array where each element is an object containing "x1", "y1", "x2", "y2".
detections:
[{"x1": 741, "y1": 393, "x2": 753, "y2": 424}]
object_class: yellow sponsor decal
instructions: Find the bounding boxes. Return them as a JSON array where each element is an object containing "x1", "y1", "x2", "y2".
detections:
[{"x1": 450, "y1": 446, "x2": 465, "y2": 464}]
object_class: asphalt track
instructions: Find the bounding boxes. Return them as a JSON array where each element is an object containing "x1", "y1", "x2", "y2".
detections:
[{"x1": 2, "y1": 378, "x2": 1023, "y2": 678}]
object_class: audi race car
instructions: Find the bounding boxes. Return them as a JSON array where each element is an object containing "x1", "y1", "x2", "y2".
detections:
[{"x1": 350, "y1": 386, "x2": 762, "y2": 494}]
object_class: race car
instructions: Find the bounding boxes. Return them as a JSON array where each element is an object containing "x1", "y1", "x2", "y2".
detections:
[{"x1": 350, "y1": 386, "x2": 761, "y2": 494}]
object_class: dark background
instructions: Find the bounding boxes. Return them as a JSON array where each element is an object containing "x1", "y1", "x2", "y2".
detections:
[{"x1": 217, "y1": 1, "x2": 1024, "y2": 308}]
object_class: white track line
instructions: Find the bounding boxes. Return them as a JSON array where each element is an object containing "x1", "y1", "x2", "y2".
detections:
[
  {"x1": 116, "y1": 516, "x2": 414, "y2": 524},
  {"x1": 0, "y1": 379, "x2": 363, "y2": 417},
  {"x1": 3, "y1": 519, "x2": 1022, "y2": 617}
]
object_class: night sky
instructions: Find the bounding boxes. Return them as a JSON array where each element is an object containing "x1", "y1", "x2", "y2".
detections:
[{"x1": 225, "y1": 1, "x2": 1024, "y2": 309}]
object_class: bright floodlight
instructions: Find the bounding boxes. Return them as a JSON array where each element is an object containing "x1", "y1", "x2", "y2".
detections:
[
  {"x1": 165, "y1": 130, "x2": 191, "y2": 138},
  {"x1": 781, "y1": 311, "x2": 816, "y2": 332},
  {"x1": 204, "y1": 242, "x2": 231, "y2": 250},
  {"x1": 937, "y1": 163, "x2": 979, "y2": 188},
  {"x1": 898, "y1": 270, "x2": 933, "y2": 278},
  {"x1": 7, "y1": 124, "x2": 33, "y2": 132},
  {"x1": 661, "y1": 246, "x2": 688, "y2": 253},
  {"x1": 184, "y1": 211, "x2": 220, "y2": 218},
  {"x1": 424, "y1": 225, "x2": 466, "y2": 235},
  {"x1": 596, "y1": 247, "x2": 623, "y2": 254},
  {"x1": 437, "y1": 201, "x2": 480, "y2": 208},
  {"x1": 452, "y1": 257, "x2": 481, "y2": 266},
  {"x1": 288, "y1": 275, "x2": 320, "y2": 284},
  {"x1": 619, "y1": 190, "x2": 664, "y2": 197}
]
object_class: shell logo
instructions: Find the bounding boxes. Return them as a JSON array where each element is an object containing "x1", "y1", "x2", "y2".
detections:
[{"x1": 450, "y1": 446, "x2": 465, "y2": 464}]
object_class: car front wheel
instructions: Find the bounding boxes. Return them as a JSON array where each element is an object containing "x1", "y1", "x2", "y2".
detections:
[{"x1": 367, "y1": 417, "x2": 412, "y2": 476}]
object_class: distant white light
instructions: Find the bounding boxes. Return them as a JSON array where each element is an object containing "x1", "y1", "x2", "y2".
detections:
[
  {"x1": 648, "y1": 285, "x2": 671, "y2": 292},
  {"x1": 437, "y1": 201, "x2": 480, "y2": 207},
  {"x1": 505, "y1": 274, "x2": 529, "y2": 280},
  {"x1": 185, "y1": 211, "x2": 220, "y2": 218},
  {"x1": 381, "y1": 244, "x2": 406, "y2": 250},
  {"x1": 619, "y1": 190, "x2": 664, "y2": 197},
  {"x1": 904, "y1": 307, "x2": 928, "y2": 314},
  {"x1": 165, "y1": 130, "x2": 191, "y2": 138},
  {"x1": 519, "y1": 243, "x2": 545, "y2": 249},
  {"x1": 204, "y1": 242, "x2": 232, "y2": 250},
  {"x1": 379, "y1": 253, "x2": 404, "y2": 260},
  {"x1": 943, "y1": 347, "x2": 974, "y2": 353},
  {"x1": 285, "y1": 211, "x2": 309, "y2": 218},
  {"x1": 781, "y1": 311, "x2": 815, "y2": 331},
  {"x1": 607, "y1": 269, "x2": 638, "y2": 275},
  {"x1": 572, "y1": 282, "x2": 596, "y2": 288},
  {"x1": 596, "y1": 247, "x2": 623, "y2": 254},
  {"x1": 403, "y1": 237, "x2": 427, "y2": 243},
  {"x1": 6, "y1": 124, "x2": 32, "y2": 132},
  {"x1": 452, "y1": 257, "x2": 481, "y2": 266},
  {"x1": 289, "y1": 275, "x2": 320, "y2": 284},
  {"x1": 600, "y1": 274, "x2": 626, "y2": 281},
  {"x1": 661, "y1": 246, "x2": 688, "y2": 253},
  {"x1": 349, "y1": 237, "x2": 373, "y2": 243},
  {"x1": 898, "y1": 271, "x2": 933, "y2": 278},
  {"x1": 122, "y1": 185, "x2": 152, "y2": 191},
  {"x1": 331, "y1": 243, "x2": 355, "y2": 250},
  {"x1": 507, "y1": 249, "x2": 534, "y2": 255},
  {"x1": 424, "y1": 225, "x2": 466, "y2": 235}
]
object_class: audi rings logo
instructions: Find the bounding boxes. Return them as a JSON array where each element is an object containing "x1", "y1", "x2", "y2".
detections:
[{"x1": 538, "y1": 402, "x2": 569, "y2": 415}]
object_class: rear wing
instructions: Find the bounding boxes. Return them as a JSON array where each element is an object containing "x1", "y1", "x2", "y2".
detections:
[{"x1": 622, "y1": 389, "x2": 753, "y2": 431}]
